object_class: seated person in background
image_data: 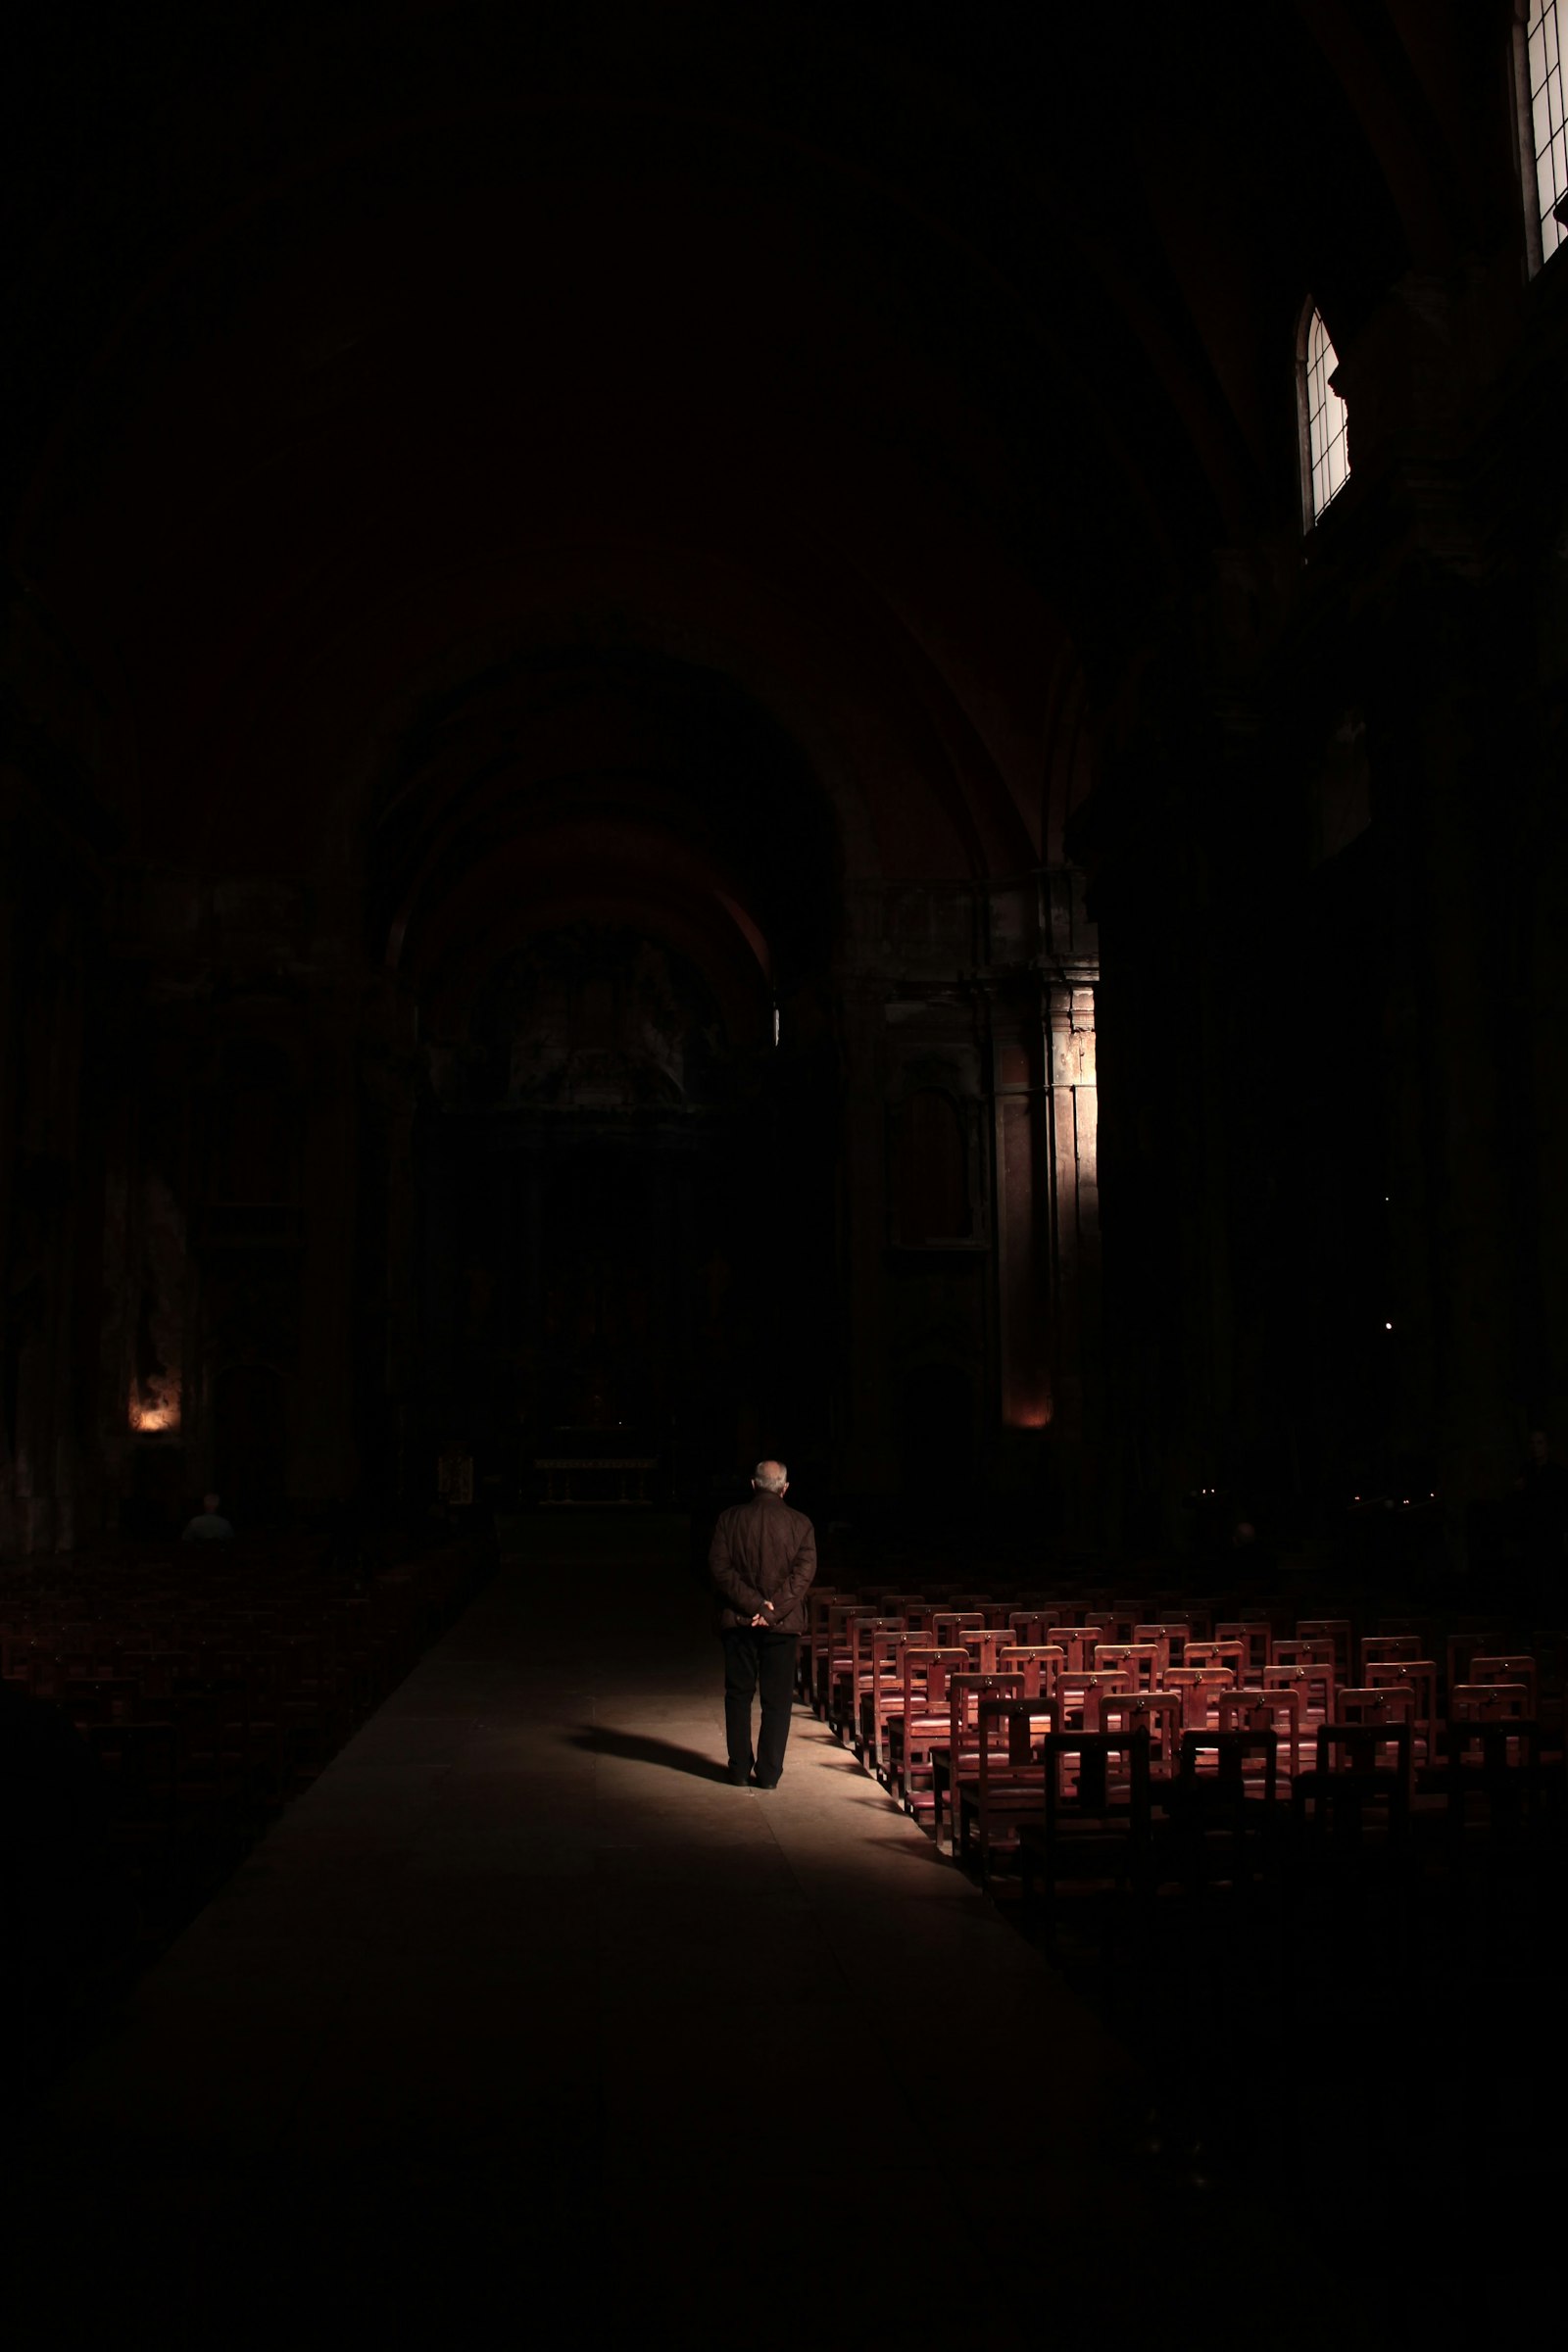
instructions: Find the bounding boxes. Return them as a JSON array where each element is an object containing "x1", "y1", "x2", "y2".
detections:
[{"x1": 181, "y1": 1491, "x2": 234, "y2": 1542}]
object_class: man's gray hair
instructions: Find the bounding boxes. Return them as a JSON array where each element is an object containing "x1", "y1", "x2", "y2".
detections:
[{"x1": 754, "y1": 1460, "x2": 788, "y2": 1493}]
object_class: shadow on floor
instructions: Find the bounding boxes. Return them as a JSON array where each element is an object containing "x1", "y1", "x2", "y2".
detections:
[{"x1": 564, "y1": 1725, "x2": 732, "y2": 1782}]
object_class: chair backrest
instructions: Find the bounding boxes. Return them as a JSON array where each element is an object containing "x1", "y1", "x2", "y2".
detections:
[
  {"x1": 1267, "y1": 1646, "x2": 1335, "y2": 1713},
  {"x1": 1042, "y1": 1728, "x2": 1152, "y2": 1822},
  {"x1": 1469, "y1": 1656, "x2": 1538, "y2": 1713},
  {"x1": 901, "y1": 1646, "x2": 973, "y2": 1712},
  {"x1": 949, "y1": 1672, "x2": 1028, "y2": 1747},
  {"x1": 1049, "y1": 1627, "x2": 1100, "y2": 1673},
  {"x1": 852, "y1": 1618, "x2": 907, "y2": 1681},
  {"x1": 957, "y1": 1626, "x2": 1018, "y2": 1671},
  {"x1": 931, "y1": 1610, "x2": 986, "y2": 1648},
  {"x1": 1446, "y1": 1630, "x2": 1512, "y2": 1698},
  {"x1": 1216, "y1": 1620, "x2": 1272, "y2": 1676},
  {"x1": 1298, "y1": 1618, "x2": 1353, "y2": 1682},
  {"x1": 1007, "y1": 1610, "x2": 1059, "y2": 1645},
  {"x1": 1336, "y1": 1684, "x2": 1413, "y2": 1728},
  {"x1": 1080, "y1": 1668, "x2": 1138, "y2": 1729},
  {"x1": 1186, "y1": 1639, "x2": 1245, "y2": 1681},
  {"x1": 1449, "y1": 1681, "x2": 1531, "y2": 1723},
  {"x1": 1097, "y1": 1690, "x2": 1183, "y2": 1772},
  {"x1": 1360, "y1": 1632, "x2": 1420, "y2": 1677},
  {"x1": 1217, "y1": 1689, "x2": 1298, "y2": 1776},
  {"x1": 1163, "y1": 1665, "x2": 1236, "y2": 1728},
  {"x1": 1362, "y1": 1657, "x2": 1440, "y2": 1756},
  {"x1": 1313, "y1": 1718, "x2": 1411, "y2": 1795},
  {"x1": 1135, "y1": 1622, "x2": 1190, "y2": 1668},
  {"x1": 998, "y1": 1643, "x2": 1067, "y2": 1698},
  {"x1": 975, "y1": 1694, "x2": 1061, "y2": 1778},
  {"x1": 1179, "y1": 1726, "x2": 1278, "y2": 1803},
  {"x1": 1091, "y1": 1642, "x2": 1160, "y2": 1691}
]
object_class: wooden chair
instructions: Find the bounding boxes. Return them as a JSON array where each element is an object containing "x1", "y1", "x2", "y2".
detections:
[
  {"x1": 1266, "y1": 1648, "x2": 1335, "y2": 1728},
  {"x1": 1134, "y1": 1622, "x2": 1190, "y2": 1672},
  {"x1": 1216, "y1": 1621, "x2": 1272, "y2": 1678},
  {"x1": 1163, "y1": 1665, "x2": 1236, "y2": 1731},
  {"x1": 1360, "y1": 1632, "x2": 1421, "y2": 1681},
  {"x1": 1293, "y1": 1720, "x2": 1412, "y2": 1852},
  {"x1": 1164, "y1": 1727, "x2": 1280, "y2": 1888},
  {"x1": 1217, "y1": 1689, "x2": 1301, "y2": 1781},
  {"x1": 888, "y1": 1647, "x2": 972, "y2": 1814},
  {"x1": 1094, "y1": 1689, "x2": 1183, "y2": 1778},
  {"x1": 1016, "y1": 1731, "x2": 1154, "y2": 1920},
  {"x1": 1362, "y1": 1658, "x2": 1441, "y2": 1776},
  {"x1": 930, "y1": 1672, "x2": 1027, "y2": 1845},
  {"x1": 1468, "y1": 1656, "x2": 1539, "y2": 1720},
  {"x1": 1298, "y1": 1618, "x2": 1354, "y2": 1685},
  {"x1": 841, "y1": 1617, "x2": 907, "y2": 1749},
  {"x1": 1091, "y1": 1641, "x2": 1161, "y2": 1692},
  {"x1": 852, "y1": 1621, "x2": 911, "y2": 1764},
  {"x1": 997, "y1": 1643, "x2": 1067, "y2": 1700},
  {"x1": 955, "y1": 1694, "x2": 1062, "y2": 1883},
  {"x1": 1185, "y1": 1639, "x2": 1245, "y2": 1686}
]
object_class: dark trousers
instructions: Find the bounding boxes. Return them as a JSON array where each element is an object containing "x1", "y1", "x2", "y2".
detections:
[{"x1": 721, "y1": 1629, "x2": 799, "y2": 1783}]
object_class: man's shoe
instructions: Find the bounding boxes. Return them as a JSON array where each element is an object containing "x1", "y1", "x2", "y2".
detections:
[
  {"x1": 727, "y1": 1770, "x2": 752, "y2": 1786},
  {"x1": 752, "y1": 1775, "x2": 780, "y2": 1789}
]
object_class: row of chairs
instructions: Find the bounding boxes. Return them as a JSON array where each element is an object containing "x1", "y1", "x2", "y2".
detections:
[
  {"x1": 0, "y1": 1536, "x2": 488, "y2": 1875},
  {"x1": 802, "y1": 1583, "x2": 1567, "y2": 1906}
]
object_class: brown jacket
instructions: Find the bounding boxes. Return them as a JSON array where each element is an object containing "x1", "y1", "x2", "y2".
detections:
[{"x1": 709, "y1": 1489, "x2": 817, "y2": 1635}]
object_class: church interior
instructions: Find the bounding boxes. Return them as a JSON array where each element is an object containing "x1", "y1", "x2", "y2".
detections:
[{"x1": 3, "y1": 0, "x2": 1567, "y2": 2333}]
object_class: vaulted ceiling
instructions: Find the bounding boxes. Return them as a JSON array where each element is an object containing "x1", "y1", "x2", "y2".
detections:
[{"x1": 1, "y1": 1, "x2": 1518, "y2": 956}]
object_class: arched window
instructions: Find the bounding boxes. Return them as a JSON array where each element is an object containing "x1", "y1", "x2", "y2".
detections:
[
  {"x1": 1519, "y1": 2, "x2": 1568, "y2": 268},
  {"x1": 1298, "y1": 305, "x2": 1349, "y2": 528}
]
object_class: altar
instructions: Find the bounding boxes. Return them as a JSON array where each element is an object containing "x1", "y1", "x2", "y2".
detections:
[
  {"x1": 534, "y1": 1453, "x2": 659, "y2": 1506},
  {"x1": 533, "y1": 1426, "x2": 661, "y2": 1506}
]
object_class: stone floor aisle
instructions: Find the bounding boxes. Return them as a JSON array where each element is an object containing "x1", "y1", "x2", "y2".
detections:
[{"x1": 3, "y1": 1520, "x2": 1317, "y2": 2345}]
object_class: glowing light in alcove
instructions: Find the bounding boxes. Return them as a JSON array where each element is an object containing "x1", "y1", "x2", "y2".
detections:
[{"x1": 129, "y1": 1378, "x2": 181, "y2": 1435}]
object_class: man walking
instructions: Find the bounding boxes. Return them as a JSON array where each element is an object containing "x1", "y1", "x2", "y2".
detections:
[{"x1": 709, "y1": 1460, "x2": 816, "y2": 1788}]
